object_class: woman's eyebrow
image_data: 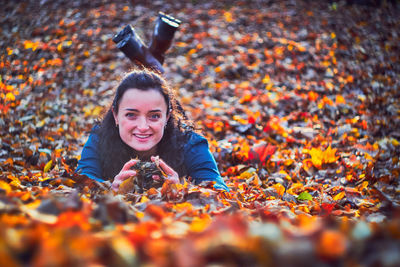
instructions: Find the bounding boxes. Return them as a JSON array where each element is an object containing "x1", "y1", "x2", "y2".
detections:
[
  {"x1": 148, "y1": 109, "x2": 162, "y2": 113},
  {"x1": 124, "y1": 108, "x2": 162, "y2": 113}
]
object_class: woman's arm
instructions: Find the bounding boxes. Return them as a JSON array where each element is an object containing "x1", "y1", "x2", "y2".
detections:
[
  {"x1": 77, "y1": 131, "x2": 139, "y2": 192},
  {"x1": 184, "y1": 132, "x2": 229, "y2": 191},
  {"x1": 76, "y1": 132, "x2": 104, "y2": 182}
]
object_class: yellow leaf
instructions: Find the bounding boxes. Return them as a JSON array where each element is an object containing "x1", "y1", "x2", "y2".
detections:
[
  {"x1": 43, "y1": 160, "x2": 53, "y2": 172},
  {"x1": 136, "y1": 211, "x2": 144, "y2": 219},
  {"x1": 287, "y1": 183, "x2": 303, "y2": 195},
  {"x1": 309, "y1": 146, "x2": 338, "y2": 169},
  {"x1": 140, "y1": 195, "x2": 149, "y2": 203},
  {"x1": 5, "y1": 92, "x2": 15, "y2": 101},
  {"x1": 309, "y1": 148, "x2": 323, "y2": 168},
  {"x1": 190, "y1": 214, "x2": 211, "y2": 232},
  {"x1": 239, "y1": 169, "x2": 256, "y2": 179},
  {"x1": 336, "y1": 95, "x2": 346, "y2": 105},
  {"x1": 174, "y1": 202, "x2": 193, "y2": 213},
  {"x1": 357, "y1": 181, "x2": 368, "y2": 192},
  {"x1": 0, "y1": 180, "x2": 11, "y2": 194},
  {"x1": 119, "y1": 176, "x2": 135, "y2": 194},
  {"x1": 262, "y1": 75, "x2": 271, "y2": 84},
  {"x1": 333, "y1": 191, "x2": 345, "y2": 201},
  {"x1": 391, "y1": 138, "x2": 399, "y2": 146},
  {"x1": 24, "y1": 40, "x2": 33, "y2": 49},
  {"x1": 323, "y1": 146, "x2": 339, "y2": 164},
  {"x1": 224, "y1": 11, "x2": 233, "y2": 23},
  {"x1": 278, "y1": 170, "x2": 291, "y2": 180},
  {"x1": 9, "y1": 179, "x2": 21, "y2": 188},
  {"x1": 284, "y1": 158, "x2": 294, "y2": 166},
  {"x1": 92, "y1": 106, "x2": 103, "y2": 117}
]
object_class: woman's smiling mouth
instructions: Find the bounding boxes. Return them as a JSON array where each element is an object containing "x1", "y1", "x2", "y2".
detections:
[{"x1": 133, "y1": 133, "x2": 152, "y2": 139}]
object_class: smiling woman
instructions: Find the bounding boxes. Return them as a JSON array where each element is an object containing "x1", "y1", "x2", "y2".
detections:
[{"x1": 76, "y1": 69, "x2": 229, "y2": 192}]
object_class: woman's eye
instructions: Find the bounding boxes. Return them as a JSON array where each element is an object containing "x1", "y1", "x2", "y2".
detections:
[
  {"x1": 126, "y1": 113, "x2": 137, "y2": 119},
  {"x1": 149, "y1": 114, "x2": 161, "y2": 120}
]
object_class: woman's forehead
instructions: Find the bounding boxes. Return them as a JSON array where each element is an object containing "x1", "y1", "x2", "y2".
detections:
[{"x1": 119, "y1": 88, "x2": 168, "y2": 110}]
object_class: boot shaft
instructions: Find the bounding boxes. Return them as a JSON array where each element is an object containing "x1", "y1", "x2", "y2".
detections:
[
  {"x1": 113, "y1": 25, "x2": 146, "y2": 63},
  {"x1": 149, "y1": 12, "x2": 181, "y2": 64},
  {"x1": 113, "y1": 25, "x2": 164, "y2": 73}
]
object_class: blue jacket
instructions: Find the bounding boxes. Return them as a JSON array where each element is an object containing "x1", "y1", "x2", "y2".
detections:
[{"x1": 76, "y1": 131, "x2": 229, "y2": 191}]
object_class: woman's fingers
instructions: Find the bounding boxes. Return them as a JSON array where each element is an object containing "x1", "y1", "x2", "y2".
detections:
[
  {"x1": 151, "y1": 156, "x2": 179, "y2": 184},
  {"x1": 152, "y1": 174, "x2": 161, "y2": 181},
  {"x1": 111, "y1": 170, "x2": 136, "y2": 191},
  {"x1": 113, "y1": 157, "x2": 181, "y2": 192},
  {"x1": 151, "y1": 156, "x2": 175, "y2": 176},
  {"x1": 121, "y1": 158, "x2": 140, "y2": 171}
]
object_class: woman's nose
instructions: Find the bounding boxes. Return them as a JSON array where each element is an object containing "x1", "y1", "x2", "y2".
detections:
[{"x1": 136, "y1": 116, "x2": 149, "y2": 130}]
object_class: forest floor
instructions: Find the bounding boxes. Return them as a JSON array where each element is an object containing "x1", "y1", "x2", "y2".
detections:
[{"x1": 1, "y1": 0, "x2": 400, "y2": 266}]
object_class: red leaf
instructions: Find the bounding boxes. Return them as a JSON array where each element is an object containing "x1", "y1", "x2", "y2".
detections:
[
  {"x1": 321, "y1": 203, "x2": 335, "y2": 216},
  {"x1": 248, "y1": 142, "x2": 277, "y2": 163}
]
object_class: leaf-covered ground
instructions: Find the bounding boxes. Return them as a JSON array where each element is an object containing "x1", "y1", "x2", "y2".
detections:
[{"x1": 1, "y1": 0, "x2": 400, "y2": 266}]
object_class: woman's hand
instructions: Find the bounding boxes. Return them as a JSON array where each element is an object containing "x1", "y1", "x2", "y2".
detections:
[
  {"x1": 151, "y1": 156, "x2": 180, "y2": 184},
  {"x1": 111, "y1": 159, "x2": 139, "y2": 192}
]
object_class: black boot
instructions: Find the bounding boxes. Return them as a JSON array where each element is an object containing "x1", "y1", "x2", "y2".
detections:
[
  {"x1": 149, "y1": 12, "x2": 181, "y2": 64},
  {"x1": 113, "y1": 25, "x2": 164, "y2": 73}
]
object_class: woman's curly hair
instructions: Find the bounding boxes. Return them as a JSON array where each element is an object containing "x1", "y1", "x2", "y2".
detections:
[{"x1": 94, "y1": 69, "x2": 194, "y2": 180}]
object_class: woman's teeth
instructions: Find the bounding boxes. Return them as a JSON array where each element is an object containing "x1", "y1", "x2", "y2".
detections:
[{"x1": 134, "y1": 134, "x2": 151, "y2": 139}]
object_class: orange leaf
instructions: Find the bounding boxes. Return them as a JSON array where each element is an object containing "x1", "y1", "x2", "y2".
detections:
[
  {"x1": 56, "y1": 211, "x2": 91, "y2": 230},
  {"x1": 4, "y1": 158, "x2": 13, "y2": 166},
  {"x1": 273, "y1": 183, "x2": 285, "y2": 196},
  {"x1": 317, "y1": 230, "x2": 347, "y2": 259},
  {"x1": 146, "y1": 204, "x2": 167, "y2": 221}
]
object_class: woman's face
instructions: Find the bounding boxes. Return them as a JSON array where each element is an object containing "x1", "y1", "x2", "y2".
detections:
[{"x1": 113, "y1": 88, "x2": 169, "y2": 157}]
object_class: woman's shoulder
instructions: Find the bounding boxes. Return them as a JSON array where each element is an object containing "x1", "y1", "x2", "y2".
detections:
[
  {"x1": 185, "y1": 131, "x2": 208, "y2": 146},
  {"x1": 183, "y1": 131, "x2": 212, "y2": 154},
  {"x1": 84, "y1": 125, "x2": 101, "y2": 143}
]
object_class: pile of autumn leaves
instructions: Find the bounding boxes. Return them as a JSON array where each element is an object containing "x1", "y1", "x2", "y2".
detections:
[
  {"x1": 1, "y1": 172, "x2": 399, "y2": 266},
  {"x1": 1, "y1": 0, "x2": 400, "y2": 266}
]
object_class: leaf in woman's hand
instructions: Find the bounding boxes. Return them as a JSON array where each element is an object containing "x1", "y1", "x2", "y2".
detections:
[{"x1": 118, "y1": 176, "x2": 135, "y2": 194}]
